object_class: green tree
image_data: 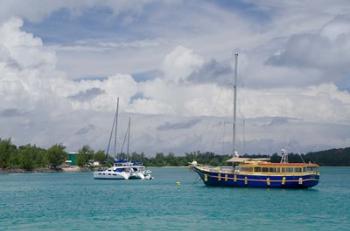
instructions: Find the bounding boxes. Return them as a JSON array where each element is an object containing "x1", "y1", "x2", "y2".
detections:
[
  {"x1": 77, "y1": 145, "x2": 94, "y2": 167},
  {"x1": 0, "y1": 138, "x2": 17, "y2": 169},
  {"x1": 47, "y1": 144, "x2": 67, "y2": 169},
  {"x1": 94, "y1": 150, "x2": 107, "y2": 164},
  {"x1": 18, "y1": 145, "x2": 35, "y2": 170},
  {"x1": 154, "y1": 152, "x2": 166, "y2": 166}
]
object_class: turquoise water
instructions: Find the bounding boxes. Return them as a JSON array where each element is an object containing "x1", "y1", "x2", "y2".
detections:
[{"x1": 0, "y1": 167, "x2": 349, "y2": 231}]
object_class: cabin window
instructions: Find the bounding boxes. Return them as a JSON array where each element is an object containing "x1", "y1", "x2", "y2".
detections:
[
  {"x1": 254, "y1": 167, "x2": 261, "y2": 172},
  {"x1": 262, "y1": 167, "x2": 269, "y2": 172},
  {"x1": 306, "y1": 167, "x2": 316, "y2": 172},
  {"x1": 286, "y1": 168, "x2": 294, "y2": 172},
  {"x1": 294, "y1": 168, "x2": 302, "y2": 172},
  {"x1": 270, "y1": 168, "x2": 280, "y2": 173},
  {"x1": 240, "y1": 167, "x2": 253, "y2": 172}
]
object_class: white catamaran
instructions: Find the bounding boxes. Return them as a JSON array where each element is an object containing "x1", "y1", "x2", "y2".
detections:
[{"x1": 93, "y1": 98, "x2": 153, "y2": 180}]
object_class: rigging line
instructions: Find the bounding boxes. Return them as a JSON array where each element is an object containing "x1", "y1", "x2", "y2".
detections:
[
  {"x1": 242, "y1": 118, "x2": 246, "y2": 155},
  {"x1": 193, "y1": 63, "x2": 233, "y2": 153},
  {"x1": 233, "y1": 52, "x2": 238, "y2": 155},
  {"x1": 201, "y1": 80, "x2": 228, "y2": 153},
  {"x1": 120, "y1": 127, "x2": 128, "y2": 155},
  {"x1": 299, "y1": 152, "x2": 306, "y2": 163},
  {"x1": 200, "y1": 54, "x2": 238, "y2": 154},
  {"x1": 221, "y1": 121, "x2": 226, "y2": 155},
  {"x1": 127, "y1": 117, "x2": 131, "y2": 157},
  {"x1": 113, "y1": 97, "x2": 120, "y2": 157},
  {"x1": 120, "y1": 118, "x2": 131, "y2": 157},
  {"x1": 194, "y1": 58, "x2": 234, "y2": 154},
  {"x1": 106, "y1": 101, "x2": 117, "y2": 157}
]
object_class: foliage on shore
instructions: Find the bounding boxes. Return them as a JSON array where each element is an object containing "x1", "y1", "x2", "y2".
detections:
[
  {"x1": 270, "y1": 148, "x2": 350, "y2": 166},
  {"x1": 1, "y1": 138, "x2": 350, "y2": 171},
  {"x1": 0, "y1": 138, "x2": 67, "y2": 170},
  {"x1": 114, "y1": 149, "x2": 350, "y2": 166}
]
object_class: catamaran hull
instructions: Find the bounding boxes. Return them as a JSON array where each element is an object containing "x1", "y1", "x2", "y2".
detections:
[
  {"x1": 193, "y1": 166, "x2": 319, "y2": 189},
  {"x1": 129, "y1": 172, "x2": 154, "y2": 180},
  {"x1": 129, "y1": 172, "x2": 145, "y2": 180},
  {"x1": 93, "y1": 171, "x2": 130, "y2": 180}
]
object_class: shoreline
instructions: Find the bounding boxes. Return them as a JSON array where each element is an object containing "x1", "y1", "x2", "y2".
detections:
[
  {"x1": 0, "y1": 168, "x2": 62, "y2": 174},
  {"x1": 1, "y1": 165, "x2": 348, "y2": 174},
  {"x1": 0, "y1": 166, "x2": 188, "y2": 174},
  {"x1": 0, "y1": 166, "x2": 90, "y2": 174}
]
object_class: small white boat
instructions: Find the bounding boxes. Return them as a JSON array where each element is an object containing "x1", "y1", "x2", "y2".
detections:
[
  {"x1": 93, "y1": 98, "x2": 153, "y2": 180},
  {"x1": 129, "y1": 164, "x2": 153, "y2": 180},
  {"x1": 93, "y1": 161, "x2": 132, "y2": 180},
  {"x1": 93, "y1": 160, "x2": 153, "y2": 180}
]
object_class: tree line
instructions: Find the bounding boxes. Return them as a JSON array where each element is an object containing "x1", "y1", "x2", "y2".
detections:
[
  {"x1": 1, "y1": 138, "x2": 350, "y2": 171},
  {"x1": 72, "y1": 147, "x2": 350, "y2": 167},
  {"x1": 0, "y1": 138, "x2": 67, "y2": 170},
  {"x1": 270, "y1": 148, "x2": 350, "y2": 166}
]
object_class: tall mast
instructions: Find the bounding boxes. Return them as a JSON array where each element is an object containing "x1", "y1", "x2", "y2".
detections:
[
  {"x1": 114, "y1": 97, "x2": 119, "y2": 157},
  {"x1": 233, "y1": 52, "x2": 238, "y2": 155},
  {"x1": 127, "y1": 117, "x2": 131, "y2": 157},
  {"x1": 106, "y1": 98, "x2": 118, "y2": 157}
]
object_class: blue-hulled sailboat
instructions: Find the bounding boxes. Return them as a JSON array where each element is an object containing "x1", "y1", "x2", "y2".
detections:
[{"x1": 192, "y1": 53, "x2": 320, "y2": 189}]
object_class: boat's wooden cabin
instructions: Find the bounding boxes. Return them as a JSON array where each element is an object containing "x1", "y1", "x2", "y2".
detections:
[{"x1": 238, "y1": 162, "x2": 319, "y2": 175}]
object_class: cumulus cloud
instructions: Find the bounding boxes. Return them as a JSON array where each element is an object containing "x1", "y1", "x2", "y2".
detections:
[
  {"x1": 0, "y1": 108, "x2": 27, "y2": 117},
  {"x1": 0, "y1": 15, "x2": 350, "y2": 154},
  {"x1": 75, "y1": 124, "x2": 95, "y2": 135},
  {"x1": 157, "y1": 119, "x2": 201, "y2": 131},
  {"x1": 0, "y1": 17, "x2": 56, "y2": 70},
  {"x1": 0, "y1": 0, "x2": 172, "y2": 23},
  {"x1": 266, "y1": 15, "x2": 350, "y2": 87},
  {"x1": 162, "y1": 45, "x2": 204, "y2": 83},
  {"x1": 69, "y1": 88, "x2": 105, "y2": 102},
  {"x1": 187, "y1": 59, "x2": 233, "y2": 86}
]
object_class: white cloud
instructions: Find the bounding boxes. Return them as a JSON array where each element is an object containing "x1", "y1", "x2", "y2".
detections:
[
  {"x1": 1, "y1": 3, "x2": 350, "y2": 154},
  {"x1": 0, "y1": 0, "x2": 170, "y2": 23},
  {"x1": 0, "y1": 17, "x2": 56, "y2": 69},
  {"x1": 162, "y1": 45, "x2": 204, "y2": 83},
  {"x1": 267, "y1": 16, "x2": 350, "y2": 71}
]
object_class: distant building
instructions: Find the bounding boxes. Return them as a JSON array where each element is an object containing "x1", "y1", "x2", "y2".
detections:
[{"x1": 66, "y1": 152, "x2": 78, "y2": 166}]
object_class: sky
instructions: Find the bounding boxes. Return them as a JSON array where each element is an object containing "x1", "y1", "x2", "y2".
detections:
[{"x1": 0, "y1": 0, "x2": 350, "y2": 155}]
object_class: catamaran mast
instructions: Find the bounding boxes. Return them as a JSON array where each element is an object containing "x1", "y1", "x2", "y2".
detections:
[
  {"x1": 127, "y1": 117, "x2": 131, "y2": 156},
  {"x1": 233, "y1": 52, "x2": 238, "y2": 155},
  {"x1": 106, "y1": 97, "x2": 119, "y2": 158},
  {"x1": 114, "y1": 97, "x2": 119, "y2": 157}
]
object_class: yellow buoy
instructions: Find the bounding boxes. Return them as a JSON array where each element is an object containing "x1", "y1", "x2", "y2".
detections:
[{"x1": 176, "y1": 181, "x2": 181, "y2": 186}]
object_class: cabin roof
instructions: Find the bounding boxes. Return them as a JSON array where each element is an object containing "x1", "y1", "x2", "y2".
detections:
[
  {"x1": 241, "y1": 162, "x2": 319, "y2": 167},
  {"x1": 226, "y1": 157, "x2": 250, "y2": 163}
]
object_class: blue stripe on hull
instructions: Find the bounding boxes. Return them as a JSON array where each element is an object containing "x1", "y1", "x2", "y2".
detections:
[{"x1": 194, "y1": 167, "x2": 319, "y2": 189}]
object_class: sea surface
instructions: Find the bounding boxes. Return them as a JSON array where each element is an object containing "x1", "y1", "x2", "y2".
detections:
[{"x1": 0, "y1": 167, "x2": 349, "y2": 231}]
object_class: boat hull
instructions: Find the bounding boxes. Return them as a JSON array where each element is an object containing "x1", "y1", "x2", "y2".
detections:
[
  {"x1": 129, "y1": 172, "x2": 145, "y2": 180},
  {"x1": 93, "y1": 171, "x2": 130, "y2": 180},
  {"x1": 193, "y1": 166, "x2": 319, "y2": 189}
]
